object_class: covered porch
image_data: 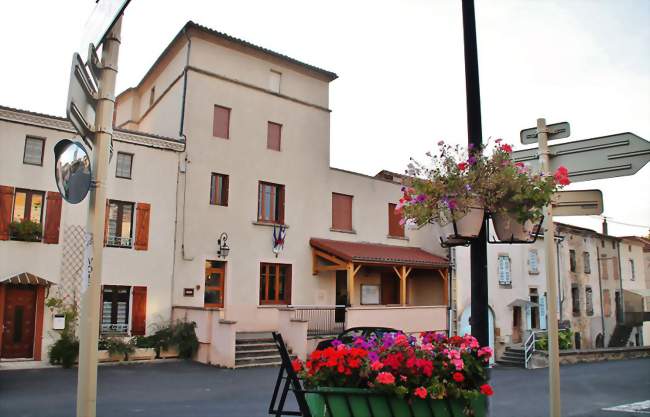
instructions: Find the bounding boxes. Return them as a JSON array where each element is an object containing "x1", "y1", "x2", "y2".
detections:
[{"x1": 309, "y1": 238, "x2": 450, "y2": 334}]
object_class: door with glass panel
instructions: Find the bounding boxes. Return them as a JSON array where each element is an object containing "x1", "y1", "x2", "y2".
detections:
[{"x1": 205, "y1": 261, "x2": 225, "y2": 308}]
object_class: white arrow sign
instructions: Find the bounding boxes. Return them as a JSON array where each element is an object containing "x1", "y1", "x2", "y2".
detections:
[
  {"x1": 552, "y1": 190, "x2": 603, "y2": 216},
  {"x1": 66, "y1": 53, "x2": 97, "y2": 148},
  {"x1": 521, "y1": 121, "x2": 570, "y2": 144},
  {"x1": 513, "y1": 132, "x2": 650, "y2": 183}
]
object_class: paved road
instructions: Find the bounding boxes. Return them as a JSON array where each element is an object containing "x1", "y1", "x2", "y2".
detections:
[{"x1": 0, "y1": 358, "x2": 648, "y2": 417}]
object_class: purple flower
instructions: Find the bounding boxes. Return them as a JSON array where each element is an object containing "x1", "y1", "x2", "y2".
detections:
[
  {"x1": 465, "y1": 184, "x2": 472, "y2": 191},
  {"x1": 416, "y1": 193, "x2": 427, "y2": 203},
  {"x1": 437, "y1": 140, "x2": 445, "y2": 146},
  {"x1": 468, "y1": 143, "x2": 475, "y2": 149},
  {"x1": 448, "y1": 199, "x2": 458, "y2": 210},
  {"x1": 331, "y1": 339, "x2": 343, "y2": 348},
  {"x1": 468, "y1": 156, "x2": 477, "y2": 165},
  {"x1": 368, "y1": 351, "x2": 379, "y2": 362}
]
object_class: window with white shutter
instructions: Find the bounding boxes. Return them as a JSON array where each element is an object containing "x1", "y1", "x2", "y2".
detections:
[
  {"x1": 498, "y1": 255, "x2": 511, "y2": 285},
  {"x1": 23, "y1": 136, "x2": 45, "y2": 166},
  {"x1": 528, "y1": 249, "x2": 539, "y2": 274}
]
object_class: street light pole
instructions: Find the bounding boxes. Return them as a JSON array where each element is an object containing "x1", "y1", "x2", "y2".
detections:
[{"x1": 76, "y1": 17, "x2": 121, "y2": 417}]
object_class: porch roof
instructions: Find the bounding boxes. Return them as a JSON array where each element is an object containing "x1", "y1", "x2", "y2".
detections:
[
  {"x1": 309, "y1": 238, "x2": 448, "y2": 268},
  {"x1": 0, "y1": 272, "x2": 54, "y2": 286}
]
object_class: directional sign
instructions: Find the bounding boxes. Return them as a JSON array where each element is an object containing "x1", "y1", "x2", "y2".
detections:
[
  {"x1": 79, "y1": 0, "x2": 130, "y2": 55},
  {"x1": 521, "y1": 121, "x2": 571, "y2": 144},
  {"x1": 66, "y1": 53, "x2": 97, "y2": 148},
  {"x1": 512, "y1": 132, "x2": 650, "y2": 183},
  {"x1": 552, "y1": 190, "x2": 603, "y2": 216}
]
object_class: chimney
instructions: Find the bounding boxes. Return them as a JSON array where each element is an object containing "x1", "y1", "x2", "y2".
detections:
[{"x1": 602, "y1": 218, "x2": 608, "y2": 236}]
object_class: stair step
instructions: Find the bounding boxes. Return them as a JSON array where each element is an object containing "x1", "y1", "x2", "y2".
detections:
[
  {"x1": 496, "y1": 359, "x2": 524, "y2": 367},
  {"x1": 501, "y1": 353, "x2": 524, "y2": 360},
  {"x1": 236, "y1": 354, "x2": 281, "y2": 364},
  {"x1": 236, "y1": 349, "x2": 280, "y2": 358},
  {"x1": 235, "y1": 342, "x2": 277, "y2": 351},
  {"x1": 236, "y1": 338, "x2": 275, "y2": 345},
  {"x1": 235, "y1": 361, "x2": 282, "y2": 369},
  {"x1": 505, "y1": 347, "x2": 525, "y2": 354}
]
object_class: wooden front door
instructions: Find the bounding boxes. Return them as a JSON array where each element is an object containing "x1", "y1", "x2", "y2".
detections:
[
  {"x1": 204, "y1": 261, "x2": 225, "y2": 308},
  {"x1": 2, "y1": 285, "x2": 36, "y2": 358},
  {"x1": 512, "y1": 306, "x2": 522, "y2": 344},
  {"x1": 380, "y1": 272, "x2": 399, "y2": 305}
]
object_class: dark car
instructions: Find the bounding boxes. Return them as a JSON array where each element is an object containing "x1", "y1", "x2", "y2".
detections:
[{"x1": 315, "y1": 327, "x2": 398, "y2": 351}]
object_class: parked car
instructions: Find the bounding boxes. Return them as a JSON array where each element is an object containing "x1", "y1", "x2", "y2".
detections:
[{"x1": 316, "y1": 327, "x2": 398, "y2": 350}]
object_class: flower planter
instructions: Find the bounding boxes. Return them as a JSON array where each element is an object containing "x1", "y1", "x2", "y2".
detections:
[
  {"x1": 305, "y1": 387, "x2": 486, "y2": 417},
  {"x1": 130, "y1": 347, "x2": 156, "y2": 361},
  {"x1": 158, "y1": 346, "x2": 179, "y2": 359},
  {"x1": 453, "y1": 206, "x2": 484, "y2": 238},
  {"x1": 492, "y1": 212, "x2": 533, "y2": 242},
  {"x1": 97, "y1": 350, "x2": 124, "y2": 362}
]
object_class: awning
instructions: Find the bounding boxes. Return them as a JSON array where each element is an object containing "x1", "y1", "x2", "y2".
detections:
[
  {"x1": 0, "y1": 272, "x2": 55, "y2": 286},
  {"x1": 310, "y1": 238, "x2": 448, "y2": 268},
  {"x1": 508, "y1": 299, "x2": 538, "y2": 308},
  {"x1": 625, "y1": 289, "x2": 650, "y2": 298}
]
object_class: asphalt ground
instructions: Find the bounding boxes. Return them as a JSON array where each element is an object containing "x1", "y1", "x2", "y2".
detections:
[{"x1": 0, "y1": 358, "x2": 648, "y2": 417}]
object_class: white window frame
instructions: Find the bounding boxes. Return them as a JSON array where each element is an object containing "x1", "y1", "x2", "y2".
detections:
[
  {"x1": 269, "y1": 70, "x2": 282, "y2": 93},
  {"x1": 498, "y1": 254, "x2": 511, "y2": 285},
  {"x1": 528, "y1": 249, "x2": 539, "y2": 274}
]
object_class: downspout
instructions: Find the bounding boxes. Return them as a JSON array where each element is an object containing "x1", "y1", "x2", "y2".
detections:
[
  {"x1": 555, "y1": 234, "x2": 565, "y2": 321},
  {"x1": 596, "y1": 245, "x2": 606, "y2": 345},
  {"x1": 180, "y1": 27, "x2": 193, "y2": 262},
  {"x1": 447, "y1": 247, "x2": 454, "y2": 336},
  {"x1": 616, "y1": 239, "x2": 624, "y2": 324}
]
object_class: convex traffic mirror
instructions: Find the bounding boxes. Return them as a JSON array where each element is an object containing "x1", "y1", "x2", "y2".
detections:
[{"x1": 54, "y1": 139, "x2": 92, "y2": 204}]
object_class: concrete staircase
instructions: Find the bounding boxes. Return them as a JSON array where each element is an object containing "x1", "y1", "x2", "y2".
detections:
[
  {"x1": 608, "y1": 325, "x2": 633, "y2": 348},
  {"x1": 235, "y1": 332, "x2": 289, "y2": 368},
  {"x1": 497, "y1": 345, "x2": 525, "y2": 368}
]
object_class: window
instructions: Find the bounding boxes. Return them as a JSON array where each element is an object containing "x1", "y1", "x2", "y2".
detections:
[
  {"x1": 613, "y1": 257, "x2": 620, "y2": 280},
  {"x1": 23, "y1": 136, "x2": 44, "y2": 166},
  {"x1": 572, "y1": 285, "x2": 580, "y2": 316},
  {"x1": 12, "y1": 189, "x2": 44, "y2": 224},
  {"x1": 259, "y1": 263, "x2": 291, "y2": 304},
  {"x1": 331, "y1": 193, "x2": 353, "y2": 231},
  {"x1": 603, "y1": 289, "x2": 611, "y2": 317},
  {"x1": 585, "y1": 287, "x2": 594, "y2": 316},
  {"x1": 630, "y1": 259, "x2": 635, "y2": 280},
  {"x1": 267, "y1": 122, "x2": 282, "y2": 151},
  {"x1": 213, "y1": 105, "x2": 231, "y2": 139},
  {"x1": 583, "y1": 252, "x2": 591, "y2": 274},
  {"x1": 569, "y1": 250, "x2": 576, "y2": 272},
  {"x1": 388, "y1": 203, "x2": 404, "y2": 237},
  {"x1": 269, "y1": 70, "x2": 281, "y2": 93},
  {"x1": 498, "y1": 255, "x2": 511, "y2": 285},
  {"x1": 101, "y1": 286, "x2": 130, "y2": 333},
  {"x1": 107, "y1": 200, "x2": 134, "y2": 248},
  {"x1": 205, "y1": 261, "x2": 225, "y2": 308},
  {"x1": 115, "y1": 152, "x2": 133, "y2": 179},
  {"x1": 601, "y1": 256, "x2": 609, "y2": 279},
  {"x1": 258, "y1": 182, "x2": 285, "y2": 224},
  {"x1": 210, "y1": 173, "x2": 229, "y2": 206},
  {"x1": 528, "y1": 249, "x2": 539, "y2": 274},
  {"x1": 149, "y1": 86, "x2": 155, "y2": 107}
]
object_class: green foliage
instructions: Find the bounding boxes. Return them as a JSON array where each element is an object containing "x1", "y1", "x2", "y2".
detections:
[
  {"x1": 149, "y1": 320, "x2": 199, "y2": 359},
  {"x1": 535, "y1": 330, "x2": 573, "y2": 351},
  {"x1": 132, "y1": 335, "x2": 156, "y2": 348},
  {"x1": 9, "y1": 220, "x2": 42, "y2": 241},
  {"x1": 98, "y1": 337, "x2": 135, "y2": 359},
  {"x1": 46, "y1": 296, "x2": 78, "y2": 338},
  {"x1": 48, "y1": 332, "x2": 79, "y2": 368}
]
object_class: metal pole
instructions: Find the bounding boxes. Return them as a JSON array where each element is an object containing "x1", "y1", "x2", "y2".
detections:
[
  {"x1": 461, "y1": 0, "x2": 489, "y2": 349},
  {"x1": 538, "y1": 118, "x2": 561, "y2": 417},
  {"x1": 76, "y1": 17, "x2": 121, "y2": 417}
]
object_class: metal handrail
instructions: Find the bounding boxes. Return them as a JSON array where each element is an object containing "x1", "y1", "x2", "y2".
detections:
[
  {"x1": 524, "y1": 331, "x2": 536, "y2": 369},
  {"x1": 288, "y1": 305, "x2": 346, "y2": 336}
]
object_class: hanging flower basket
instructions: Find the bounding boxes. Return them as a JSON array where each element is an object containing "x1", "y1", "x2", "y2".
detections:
[
  {"x1": 293, "y1": 332, "x2": 494, "y2": 417},
  {"x1": 491, "y1": 212, "x2": 533, "y2": 242}
]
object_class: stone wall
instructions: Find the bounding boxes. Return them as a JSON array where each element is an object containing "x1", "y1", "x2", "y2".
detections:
[{"x1": 529, "y1": 346, "x2": 650, "y2": 368}]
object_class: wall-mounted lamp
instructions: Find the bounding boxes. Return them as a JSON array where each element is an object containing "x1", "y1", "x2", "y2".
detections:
[{"x1": 217, "y1": 232, "x2": 230, "y2": 258}]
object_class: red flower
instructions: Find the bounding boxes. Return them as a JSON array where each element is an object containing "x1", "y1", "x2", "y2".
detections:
[
  {"x1": 292, "y1": 359, "x2": 303, "y2": 372},
  {"x1": 500, "y1": 144, "x2": 513, "y2": 153},
  {"x1": 554, "y1": 166, "x2": 571, "y2": 186},
  {"x1": 457, "y1": 162, "x2": 468, "y2": 171},
  {"x1": 414, "y1": 387, "x2": 428, "y2": 399},
  {"x1": 453, "y1": 372, "x2": 465, "y2": 383},
  {"x1": 376, "y1": 372, "x2": 395, "y2": 385},
  {"x1": 480, "y1": 384, "x2": 494, "y2": 396},
  {"x1": 515, "y1": 162, "x2": 524, "y2": 168}
]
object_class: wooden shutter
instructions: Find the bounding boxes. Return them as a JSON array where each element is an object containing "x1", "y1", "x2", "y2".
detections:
[
  {"x1": 134, "y1": 202, "x2": 151, "y2": 251},
  {"x1": 222, "y1": 175, "x2": 229, "y2": 206},
  {"x1": 43, "y1": 192, "x2": 62, "y2": 244},
  {"x1": 0, "y1": 185, "x2": 14, "y2": 240},
  {"x1": 277, "y1": 185, "x2": 285, "y2": 224},
  {"x1": 213, "y1": 105, "x2": 230, "y2": 138},
  {"x1": 332, "y1": 193, "x2": 353, "y2": 231},
  {"x1": 388, "y1": 203, "x2": 404, "y2": 237},
  {"x1": 267, "y1": 122, "x2": 282, "y2": 151},
  {"x1": 131, "y1": 286, "x2": 147, "y2": 336},
  {"x1": 103, "y1": 200, "x2": 110, "y2": 245},
  {"x1": 283, "y1": 266, "x2": 292, "y2": 304}
]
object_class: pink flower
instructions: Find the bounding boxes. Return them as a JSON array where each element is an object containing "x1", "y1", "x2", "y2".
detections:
[
  {"x1": 376, "y1": 372, "x2": 395, "y2": 385},
  {"x1": 451, "y1": 358, "x2": 464, "y2": 370},
  {"x1": 495, "y1": 138, "x2": 503, "y2": 144},
  {"x1": 414, "y1": 387, "x2": 428, "y2": 399},
  {"x1": 478, "y1": 346, "x2": 493, "y2": 359},
  {"x1": 370, "y1": 361, "x2": 384, "y2": 371}
]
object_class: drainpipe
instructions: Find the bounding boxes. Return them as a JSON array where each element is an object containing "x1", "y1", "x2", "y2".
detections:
[
  {"x1": 616, "y1": 239, "x2": 624, "y2": 325},
  {"x1": 447, "y1": 247, "x2": 454, "y2": 336},
  {"x1": 555, "y1": 234, "x2": 565, "y2": 321},
  {"x1": 179, "y1": 27, "x2": 193, "y2": 261},
  {"x1": 596, "y1": 245, "x2": 606, "y2": 345}
]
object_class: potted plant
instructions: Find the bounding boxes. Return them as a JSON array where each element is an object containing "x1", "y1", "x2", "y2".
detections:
[
  {"x1": 482, "y1": 140, "x2": 570, "y2": 241},
  {"x1": 398, "y1": 141, "x2": 486, "y2": 244},
  {"x1": 9, "y1": 219, "x2": 42, "y2": 241},
  {"x1": 98, "y1": 337, "x2": 134, "y2": 362},
  {"x1": 150, "y1": 320, "x2": 199, "y2": 359},
  {"x1": 293, "y1": 332, "x2": 494, "y2": 417},
  {"x1": 130, "y1": 335, "x2": 157, "y2": 360}
]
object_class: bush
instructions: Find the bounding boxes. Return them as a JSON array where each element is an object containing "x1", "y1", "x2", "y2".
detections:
[
  {"x1": 49, "y1": 333, "x2": 79, "y2": 368},
  {"x1": 132, "y1": 335, "x2": 156, "y2": 348},
  {"x1": 9, "y1": 220, "x2": 42, "y2": 241},
  {"x1": 98, "y1": 337, "x2": 135, "y2": 360},
  {"x1": 150, "y1": 320, "x2": 199, "y2": 359},
  {"x1": 534, "y1": 330, "x2": 573, "y2": 351}
]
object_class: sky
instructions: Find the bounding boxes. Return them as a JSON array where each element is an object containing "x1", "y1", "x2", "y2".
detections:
[{"x1": 0, "y1": 0, "x2": 648, "y2": 237}]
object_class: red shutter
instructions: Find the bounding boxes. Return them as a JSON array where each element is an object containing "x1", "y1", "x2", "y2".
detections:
[
  {"x1": 43, "y1": 192, "x2": 62, "y2": 244},
  {"x1": 213, "y1": 105, "x2": 231, "y2": 139},
  {"x1": 134, "y1": 202, "x2": 151, "y2": 251},
  {"x1": 267, "y1": 122, "x2": 282, "y2": 151},
  {"x1": 332, "y1": 193, "x2": 353, "y2": 231},
  {"x1": 388, "y1": 203, "x2": 405, "y2": 237},
  {"x1": 222, "y1": 175, "x2": 229, "y2": 206},
  {"x1": 284, "y1": 266, "x2": 292, "y2": 304},
  {"x1": 278, "y1": 185, "x2": 285, "y2": 224},
  {"x1": 131, "y1": 286, "x2": 147, "y2": 336},
  {"x1": 0, "y1": 185, "x2": 14, "y2": 240}
]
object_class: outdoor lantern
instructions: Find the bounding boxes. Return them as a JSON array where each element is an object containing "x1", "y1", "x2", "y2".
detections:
[
  {"x1": 53, "y1": 139, "x2": 92, "y2": 204},
  {"x1": 217, "y1": 232, "x2": 230, "y2": 258}
]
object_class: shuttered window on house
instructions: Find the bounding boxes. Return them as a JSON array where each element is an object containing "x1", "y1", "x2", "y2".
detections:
[
  {"x1": 528, "y1": 249, "x2": 539, "y2": 274},
  {"x1": 259, "y1": 263, "x2": 291, "y2": 305},
  {"x1": 115, "y1": 152, "x2": 133, "y2": 179},
  {"x1": 267, "y1": 122, "x2": 282, "y2": 151},
  {"x1": 106, "y1": 200, "x2": 134, "y2": 248},
  {"x1": 0, "y1": 185, "x2": 15, "y2": 240},
  {"x1": 101, "y1": 286, "x2": 130, "y2": 334},
  {"x1": 43, "y1": 192, "x2": 62, "y2": 244},
  {"x1": 134, "y1": 203, "x2": 150, "y2": 251},
  {"x1": 332, "y1": 193, "x2": 353, "y2": 231},
  {"x1": 213, "y1": 105, "x2": 231, "y2": 139},
  {"x1": 498, "y1": 255, "x2": 511, "y2": 285},
  {"x1": 388, "y1": 203, "x2": 404, "y2": 237},
  {"x1": 269, "y1": 70, "x2": 281, "y2": 93},
  {"x1": 603, "y1": 289, "x2": 611, "y2": 317},
  {"x1": 572, "y1": 285, "x2": 580, "y2": 316},
  {"x1": 258, "y1": 182, "x2": 285, "y2": 224},
  {"x1": 23, "y1": 136, "x2": 45, "y2": 166},
  {"x1": 585, "y1": 286, "x2": 594, "y2": 316},
  {"x1": 210, "y1": 173, "x2": 229, "y2": 206},
  {"x1": 131, "y1": 286, "x2": 147, "y2": 336},
  {"x1": 569, "y1": 250, "x2": 576, "y2": 272},
  {"x1": 583, "y1": 252, "x2": 591, "y2": 274}
]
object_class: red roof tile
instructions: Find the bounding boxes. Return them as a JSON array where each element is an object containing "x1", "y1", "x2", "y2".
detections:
[{"x1": 310, "y1": 238, "x2": 448, "y2": 268}]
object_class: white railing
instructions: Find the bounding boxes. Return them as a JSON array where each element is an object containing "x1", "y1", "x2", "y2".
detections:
[
  {"x1": 288, "y1": 305, "x2": 346, "y2": 336},
  {"x1": 524, "y1": 331, "x2": 536, "y2": 369},
  {"x1": 106, "y1": 235, "x2": 132, "y2": 248},
  {"x1": 101, "y1": 323, "x2": 129, "y2": 333}
]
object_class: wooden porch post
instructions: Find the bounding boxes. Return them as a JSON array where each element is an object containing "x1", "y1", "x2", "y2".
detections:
[
  {"x1": 347, "y1": 263, "x2": 355, "y2": 306},
  {"x1": 439, "y1": 269, "x2": 449, "y2": 306},
  {"x1": 393, "y1": 266, "x2": 412, "y2": 306}
]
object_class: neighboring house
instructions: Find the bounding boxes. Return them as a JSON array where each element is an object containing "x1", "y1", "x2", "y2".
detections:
[
  {"x1": 0, "y1": 105, "x2": 182, "y2": 361},
  {"x1": 111, "y1": 21, "x2": 449, "y2": 367},
  {"x1": 619, "y1": 236, "x2": 650, "y2": 346}
]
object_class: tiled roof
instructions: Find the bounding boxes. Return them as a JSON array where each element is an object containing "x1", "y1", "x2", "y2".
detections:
[
  {"x1": 1, "y1": 272, "x2": 54, "y2": 286},
  {"x1": 310, "y1": 238, "x2": 448, "y2": 268}
]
